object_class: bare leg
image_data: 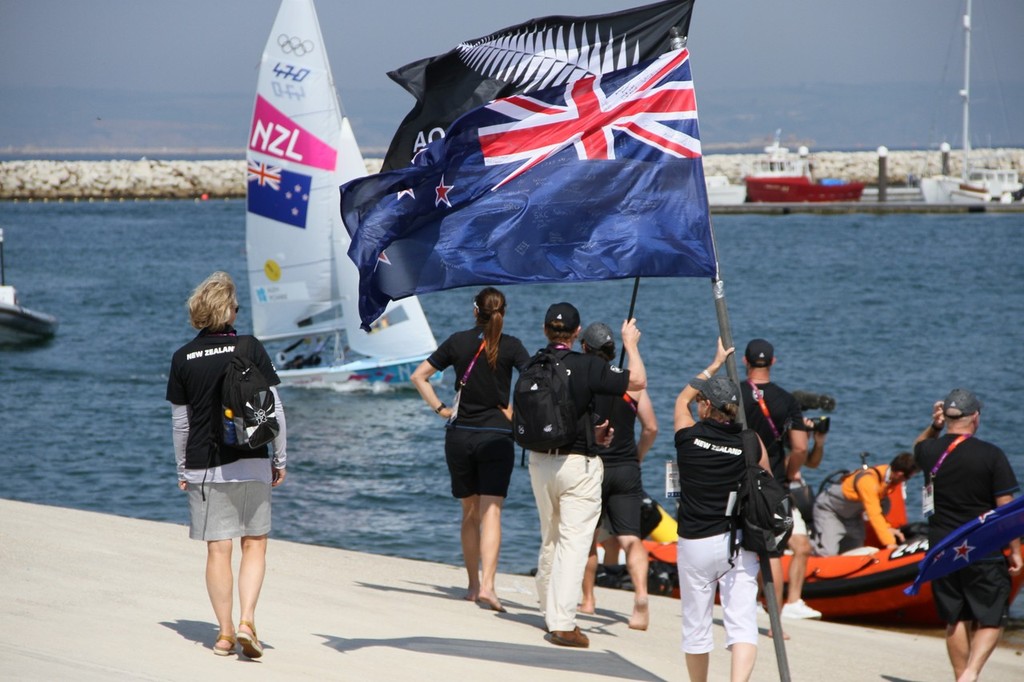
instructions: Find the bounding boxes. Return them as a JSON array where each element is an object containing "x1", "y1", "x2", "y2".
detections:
[
  {"x1": 685, "y1": 652, "x2": 710, "y2": 682},
  {"x1": 945, "y1": 621, "x2": 970, "y2": 680},
  {"x1": 580, "y1": 535, "x2": 599, "y2": 614},
  {"x1": 953, "y1": 622, "x2": 1003, "y2": 682},
  {"x1": 206, "y1": 539, "x2": 235, "y2": 650},
  {"x1": 476, "y1": 494, "x2": 506, "y2": 611},
  {"x1": 237, "y1": 534, "x2": 267, "y2": 635},
  {"x1": 730, "y1": 642, "x2": 757, "y2": 682},
  {"x1": 460, "y1": 496, "x2": 482, "y2": 601},
  {"x1": 620, "y1": 535, "x2": 649, "y2": 630},
  {"x1": 786, "y1": 534, "x2": 811, "y2": 604}
]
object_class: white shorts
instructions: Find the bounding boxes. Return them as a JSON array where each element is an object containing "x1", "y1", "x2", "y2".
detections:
[
  {"x1": 676, "y1": 532, "x2": 760, "y2": 654},
  {"x1": 791, "y1": 504, "x2": 807, "y2": 537}
]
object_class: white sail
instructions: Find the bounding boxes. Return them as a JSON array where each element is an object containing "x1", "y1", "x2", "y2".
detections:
[{"x1": 246, "y1": 0, "x2": 437, "y2": 386}]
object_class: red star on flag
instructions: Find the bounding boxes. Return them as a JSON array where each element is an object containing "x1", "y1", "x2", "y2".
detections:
[
  {"x1": 435, "y1": 175, "x2": 454, "y2": 207},
  {"x1": 953, "y1": 540, "x2": 974, "y2": 562}
]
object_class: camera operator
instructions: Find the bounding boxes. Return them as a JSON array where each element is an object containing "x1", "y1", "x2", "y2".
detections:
[{"x1": 741, "y1": 338, "x2": 826, "y2": 627}]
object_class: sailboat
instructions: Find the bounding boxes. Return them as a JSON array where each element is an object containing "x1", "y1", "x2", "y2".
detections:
[
  {"x1": 246, "y1": 0, "x2": 438, "y2": 387},
  {"x1": 919, "y1": 0, "x2": 1022, "y2": 204},
  {"x1": 0, "y1": 227, "x2": 58, "y2": 344}
]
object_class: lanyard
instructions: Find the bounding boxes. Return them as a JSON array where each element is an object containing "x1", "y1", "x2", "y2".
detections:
[
  {"x1": 930, "y1": 433, "x2": 971, "y2": 478},
  {"x1": 621, "y1": 392, "x2": 638, "y2": 414},
  {"x1": 458, "y1": 340, "x2": 486, "y2": 389},
  {"x1": 747, "y1": 379, "x2": 781, "y2": 441}
]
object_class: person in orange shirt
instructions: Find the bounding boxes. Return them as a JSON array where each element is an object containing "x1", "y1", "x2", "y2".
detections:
[{"x1": 812, "y1": 453, "x2": 919, "y2": 556}]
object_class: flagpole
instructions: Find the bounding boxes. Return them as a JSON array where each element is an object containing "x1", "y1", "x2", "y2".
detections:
[
  {"x1": 707, "y1": 214, "x2": 792, "y2": 681},
  {"x1": 664, "y1": 22, "x2": 790, "y2": 678},
  {"x1": 617, "y1": 277, "x2": 641, "y2": 368}
]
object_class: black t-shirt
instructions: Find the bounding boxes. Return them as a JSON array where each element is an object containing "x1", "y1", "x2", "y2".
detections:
[
  {"x1": 593, "y1": 388, "x2": 638, "y2": 466},
  {"x1": 914, "y1": 433, "x2": 1020, "y2": 551},
  {"x1": 674, "y1": 420, "x2": 747, "y2": 539},
  {"x1": 166, "y1": 329, "x2": 280, "y2": 468},
  {"x1": 553, "y1": 347, "x2": 630, "y2": 454},
  {"x1": 428, "y1": 326, "x2": 530, "y2": 430},
  {"x1": 740, "y1": 380, "x2": 805, "y2": 483}
]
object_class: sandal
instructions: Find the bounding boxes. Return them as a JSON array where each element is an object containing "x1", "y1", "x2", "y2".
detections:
[
  {"x1": 213, "y1": 634, "x2": 236, "y2": 656},
  {"x1": 236, "y1": 620, "x2": 264, "y2": 659}
]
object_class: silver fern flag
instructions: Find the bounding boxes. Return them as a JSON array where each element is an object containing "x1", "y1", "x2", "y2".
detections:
[{"x1": 381, "y1": 0, "x2": 694, "y2": 171}]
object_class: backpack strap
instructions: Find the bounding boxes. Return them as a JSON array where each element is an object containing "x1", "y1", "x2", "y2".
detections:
[{"x1": 740, "y1": 428, "x2": 761, "y2": 466}]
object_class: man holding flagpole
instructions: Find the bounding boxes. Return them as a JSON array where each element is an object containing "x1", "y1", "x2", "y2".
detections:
[{"x1": 913, "y1": 388, "x2": 1021, "y2": 682}]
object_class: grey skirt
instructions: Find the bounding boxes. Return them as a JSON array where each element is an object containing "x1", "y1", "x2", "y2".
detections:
[{"x1": 188, "y1": 481, "x2": 272, "y2": 541}]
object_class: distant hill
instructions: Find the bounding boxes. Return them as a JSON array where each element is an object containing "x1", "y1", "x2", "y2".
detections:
[{"x1": 2, "y1": 81, "x2": 1021, "y2": 158}]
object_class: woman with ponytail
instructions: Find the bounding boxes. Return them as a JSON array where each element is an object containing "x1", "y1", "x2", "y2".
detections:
[{"x1": 411, "y1": 287, "x2": 530, "y2": 612}]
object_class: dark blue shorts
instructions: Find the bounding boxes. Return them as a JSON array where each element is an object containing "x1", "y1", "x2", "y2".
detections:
[
  {"x1": 932, "y1": 559, "x2": 1011, "y2": 628},
  {"x1": 444, "y1": 428, "x2": 515, "y2": 499}
]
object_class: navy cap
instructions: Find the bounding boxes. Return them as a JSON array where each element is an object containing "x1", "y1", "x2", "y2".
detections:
[{"x1": 544, "y1": 302, "x2": 580, "y2": 331}]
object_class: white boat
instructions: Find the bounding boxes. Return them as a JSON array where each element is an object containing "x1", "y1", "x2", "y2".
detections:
[
  {"x1": 246, "y1": 0, "x2": 438, "y2": 388},
  {"x1": 0, "y1": 228, "x2": 58, "y2": 344},
  {"x1": 919, "y1": 0, "x2": 1022, "y2": 204},
  {"x1": 704, "y1": 174, "x2": 746, "y2": 205}
]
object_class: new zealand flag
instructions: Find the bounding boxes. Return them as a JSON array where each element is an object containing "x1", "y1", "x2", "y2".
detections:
[
  {"x1": 905, "y1": 494, "x2": 1024, "y2": 595},
  {"x1": 246, "y1": 161, "x2": 311, "y2": 228},
  {"x1": 341, "y1": 48, "x2": 714, "y2": 329}
]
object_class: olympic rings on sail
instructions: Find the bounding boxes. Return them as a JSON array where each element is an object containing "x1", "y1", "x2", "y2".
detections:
[{"x1": 277, "y1": 34, "x2": 314, "y2": 56}]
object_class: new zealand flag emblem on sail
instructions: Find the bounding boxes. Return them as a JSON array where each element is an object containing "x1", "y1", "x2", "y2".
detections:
[{"x1": 246, "y1": 161, "x2": 311, "y2": 228}]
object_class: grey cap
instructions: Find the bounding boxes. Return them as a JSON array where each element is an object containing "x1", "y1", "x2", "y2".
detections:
[
  {"x1": 943, "y1": 388, "x2": 982, "y2": 418},
  {"x1": 581, "y1": 322, "x2": 614, "y2": 350},
  {"x1": 690, "y1": 375, "x2": 740, "y2": 410}
]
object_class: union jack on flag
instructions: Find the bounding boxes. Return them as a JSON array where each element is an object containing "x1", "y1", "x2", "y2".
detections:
[
  {"x1": 340, "y1": 47, "x2": 714, "y2": 329},
  {"x1": 247, "y1": 161, "x2": 282, "y2": 189},
  {"x1": 479, "y1": 49, "x2": 700, "y2": 188}
]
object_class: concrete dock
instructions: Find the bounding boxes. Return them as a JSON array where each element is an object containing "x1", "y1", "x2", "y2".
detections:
[{"x1": 2, "y1": 498, "x2": 1021, "y2": 681}]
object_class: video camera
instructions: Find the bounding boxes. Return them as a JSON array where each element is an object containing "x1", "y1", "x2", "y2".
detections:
[
  {"x1": 806, "y1": 415, "x2": 830, "y2": 434},
  {"x1": 792, "y1": 390, "x2": 836, "y2": 412}
]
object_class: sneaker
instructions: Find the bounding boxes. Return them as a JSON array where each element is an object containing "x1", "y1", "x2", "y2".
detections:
[{"x1": 781, "y1": 599, "x2": 822, "y2": 620}]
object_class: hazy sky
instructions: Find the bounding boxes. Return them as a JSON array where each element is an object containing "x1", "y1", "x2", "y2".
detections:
[{"x1": 2, "y1": 0, "x2": 1022, "y2": 149}]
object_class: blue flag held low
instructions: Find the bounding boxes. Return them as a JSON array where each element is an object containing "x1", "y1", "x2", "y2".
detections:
[
  {"x1": 341, "y1": 48, "x2": 715, "y2": 329},
  {"x1": 905, "y1": 495, "x2": 1024, "y2": 596}
]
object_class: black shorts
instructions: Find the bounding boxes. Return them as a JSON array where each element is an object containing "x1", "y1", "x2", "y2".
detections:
[
  {"x1": 932, "y1": 559, "x2": 1011, "y2": 628},
  {"x1": 444, "y1": 428, "x2": 515, "y2": 499},
  {"x1": 599, "y1": 463, "x2": 643, "y2": 538}
]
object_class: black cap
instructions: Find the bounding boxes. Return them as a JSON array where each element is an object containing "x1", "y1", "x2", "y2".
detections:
[
  {"x1": 745, "y1": 338, "x2": 774, "y2": 367},
  {"x1": 581, "y1": 322, "x2": 614, "y2": 350},
  {"x1": 545, "y1": 302, "x2": 580, "y2": 331}
]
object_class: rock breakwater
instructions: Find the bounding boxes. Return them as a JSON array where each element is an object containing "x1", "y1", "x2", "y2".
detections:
[{"x1": 2, "y1": 150, "x2": 1022, "y2": 200}]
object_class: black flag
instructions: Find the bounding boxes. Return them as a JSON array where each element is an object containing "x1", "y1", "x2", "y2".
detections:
[{"x1": 381, "y1": 0, "x2": 694, "y2": 171}]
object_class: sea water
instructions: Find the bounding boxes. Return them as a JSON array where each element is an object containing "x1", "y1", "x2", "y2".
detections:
[{"x1": 1, "y1": 199, "x2": 1022, "y2": 614}]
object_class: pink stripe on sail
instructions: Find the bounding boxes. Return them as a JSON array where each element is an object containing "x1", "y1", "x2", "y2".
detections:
[{"x1": 249, "y1": 96, "x2": 337, "y2": 171}]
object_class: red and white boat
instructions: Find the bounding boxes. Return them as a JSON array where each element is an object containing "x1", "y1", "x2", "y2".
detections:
[{"x1": 744, "y1": 138, "x2": 864, "y2": 203}]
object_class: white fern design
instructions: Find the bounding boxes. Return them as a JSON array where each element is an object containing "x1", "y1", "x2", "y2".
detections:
[{"x1": 456, "y1": 22, "x2": 643, "y2": 93}]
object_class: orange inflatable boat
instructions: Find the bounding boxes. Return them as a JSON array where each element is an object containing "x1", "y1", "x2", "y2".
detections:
[{"x1": 643, "y1": 484, "x2": 1024, "y2": 626}]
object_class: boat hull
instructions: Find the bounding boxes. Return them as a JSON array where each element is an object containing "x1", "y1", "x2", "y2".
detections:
[
  {"x1": 745, "y1": 176, "x2": 865, "y2": 203},
  {"x1": 276, "y1": 353, "x2": 435, "y2": 389},
  {"x1": 0, "y1": 303, "x2": 58, "y2": 343}
]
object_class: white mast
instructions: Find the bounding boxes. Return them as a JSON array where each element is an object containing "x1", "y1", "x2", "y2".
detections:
[{"x1": 960, "y1": 0, "x2": 971, "y2": 182}]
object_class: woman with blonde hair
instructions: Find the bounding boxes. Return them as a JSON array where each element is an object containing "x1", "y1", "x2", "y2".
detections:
[
  {"x1": 411, "y1": 287, "x2": 529, "y2": 612},
  {"x1": 166, "y1": 271, "x2": 287, "y2": 658}
]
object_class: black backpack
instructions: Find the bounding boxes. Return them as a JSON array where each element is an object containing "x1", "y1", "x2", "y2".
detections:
[
  {"x1": 218, "y1": 335, "x2": 279, "y2": 449},
  {"x1": 734, "y1": 429, "x2": 794, "y2": 555},
  {"x1": 512, "y1": 348, "x2": 577, "y2": 451}
]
